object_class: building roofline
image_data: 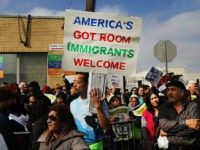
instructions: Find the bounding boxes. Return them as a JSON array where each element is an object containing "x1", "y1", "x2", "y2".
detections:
[{"x1": 0, "y1": 14, "x2": 64, "y2": 19}]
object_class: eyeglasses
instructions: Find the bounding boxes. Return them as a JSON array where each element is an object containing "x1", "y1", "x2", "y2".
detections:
[{"x1": 48, "y1": 115, "x2": 57, "y2": 121}]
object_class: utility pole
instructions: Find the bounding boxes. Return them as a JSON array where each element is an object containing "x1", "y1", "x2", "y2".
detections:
[{"x1": 85, "y1": 0, "x2": 96, "y2": 12}]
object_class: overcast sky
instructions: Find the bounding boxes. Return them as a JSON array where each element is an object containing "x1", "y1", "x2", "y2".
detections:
[{"x1": 1, "y1": 0, "x2": 200, "y2": 73}]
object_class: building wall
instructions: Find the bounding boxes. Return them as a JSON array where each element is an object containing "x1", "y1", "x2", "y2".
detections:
[
  {"x1": 0, "y1": 15, "x2": 64, "y2": 52},
  {"x1": 0, "y1": 15, "x2": 65, "y2": 87}
]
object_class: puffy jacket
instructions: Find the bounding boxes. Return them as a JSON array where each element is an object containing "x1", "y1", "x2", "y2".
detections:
[{"x1": 38, "y1": 129, "x2": 89, "y2": 150}]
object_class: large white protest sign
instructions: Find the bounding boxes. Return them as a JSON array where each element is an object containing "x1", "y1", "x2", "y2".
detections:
[{"x1": 62, "y1": 10, "x2": 142, "y2": 75}]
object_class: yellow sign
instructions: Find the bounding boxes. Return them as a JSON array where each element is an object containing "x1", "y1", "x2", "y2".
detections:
[{"x1": 0, "y1": 71, "x2": 4, "y2": 78}]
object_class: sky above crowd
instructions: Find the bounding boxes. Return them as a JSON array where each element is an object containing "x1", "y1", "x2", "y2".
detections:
[{"x1": 1, "y1": 0, "x2": 200, "y2": 73}]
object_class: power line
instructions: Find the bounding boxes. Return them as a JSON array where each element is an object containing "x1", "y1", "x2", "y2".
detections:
[{"x1": 67, "y1": 0, "x2": 72, "y2": 9}]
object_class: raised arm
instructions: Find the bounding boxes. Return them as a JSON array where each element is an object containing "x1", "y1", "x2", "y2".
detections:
[{"x1": 90, "y1": 88, "x2": 110, "y2": 133}]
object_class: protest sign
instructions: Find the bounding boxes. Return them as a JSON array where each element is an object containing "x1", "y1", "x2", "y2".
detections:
[
  {"x1": 88, "y1": 73, "x2": 107, "y2": 113},
  {"x1": 109, "y1": 106, "x2": 129, "y2": 121},
  {"x1": 62, "y1": 10, "x2": 142, "y2": 75},
  {"x1": 109, "y1": 106, "x2": 132, "y2": 141},
  {"x1": 107, "y1": 74, "x2": 123, "y2": 92},
  {"x1": 145, "y1": 67, "x2": 163, "y2": 85}
]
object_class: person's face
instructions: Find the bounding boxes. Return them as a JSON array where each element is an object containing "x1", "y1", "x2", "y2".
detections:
[
  {"x1": 130, "y1": 97, "x2": 138, "y2": 107},
  {"x1": 29, "y1": 87, "x2": 39, "y2": 96},
  {"x1": 150, "y1": 94, "x2": 159, "y2": 107},
  {"x1": 132, "y1": 88, "x2": 137, "y2": 94},
  {"x1": 29, "y1": 87, "x2": 34, "y2": 96},
  {"x1": 56, "y1": 97, "x2": 63, "y2": 104},
  {"x1": 124, "y1": 90, "x2": 129, "y2": 94},
  {"x1": 111, "y1": 99, "x2": 120, "y2": 107},
  {"x1": 47, "y1": 111, "x2": 57, "y2": 132},
  {"x1": 55, "y1": 88, "x2": 62, "y2": 94},
  {"x1": 138, "y1": 88, "x2": 144, "y2": 96},
  {"x1": 107, "y1": 89, "x2": 112, "y2": 95},
  {"x1": 73, "y1": 74, "x2": 87, "y2": 95},
  {"x1": 167, "y1": 86, "x2": 184, "y2": 103},
  {"x1": 29, "y1": 96, "x2": 36, "y2": 105},
  {"x1": 189, "y1": 83, "x2": 198, "y2": 95},
  {"x1": 144, "y1": 87, "x2": 150, "y2": 94},
  {"x1": 23, "y1": 84, "x2": 29, "y2": 94}
]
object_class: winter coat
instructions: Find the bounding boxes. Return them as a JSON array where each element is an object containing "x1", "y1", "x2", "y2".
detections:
[
  {"x1": 0, "y1": 112, "x2": 20, "y2": 150},
  {"x1": 38, "y1": 129, "x2": 89, "y2": 150},
  {"x1": 159, "y1": 101, "x2": 200, "y2": 148}
]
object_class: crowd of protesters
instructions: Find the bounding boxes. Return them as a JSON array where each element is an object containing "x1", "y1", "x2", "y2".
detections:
[{"x1": 0, "y1": 73, "x2": 200, "y2": 150}]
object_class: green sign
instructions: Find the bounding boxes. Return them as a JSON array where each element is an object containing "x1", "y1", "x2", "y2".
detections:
[
  {"x1": 48, "y1": 54, "x2": 62, "y2": 62},
  {"x1": 0, "y1": 56, "x2": 3, "y2": 64}
]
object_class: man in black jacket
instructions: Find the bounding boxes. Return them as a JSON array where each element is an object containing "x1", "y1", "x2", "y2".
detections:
[{"x1": 158, "y1": 80, "x2": 200, "y2": 149}]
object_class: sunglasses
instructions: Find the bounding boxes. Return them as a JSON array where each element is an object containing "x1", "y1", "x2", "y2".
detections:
[{"x1": 48, "y1": 115, "x2": 57, "y2": 121}]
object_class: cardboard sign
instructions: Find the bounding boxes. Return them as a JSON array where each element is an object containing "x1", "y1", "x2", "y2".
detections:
[
  {"x1": 145, "y1": 67, "x2": 163, "y2": 85},
  {"x1": 62, "y1": 10, "x2": 142, "y2": 75}
]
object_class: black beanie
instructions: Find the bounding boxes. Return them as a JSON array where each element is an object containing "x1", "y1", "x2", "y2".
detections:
[{"x1": 166, "y1": 80, "x2": 186, "y2": 91}]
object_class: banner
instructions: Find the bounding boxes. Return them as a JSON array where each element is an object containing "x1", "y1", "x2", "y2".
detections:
[{"x1": 62, "y1": 10, "x2": 142, "y2": 75}]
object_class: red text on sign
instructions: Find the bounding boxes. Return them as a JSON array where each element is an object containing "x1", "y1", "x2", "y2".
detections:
[
  {"x1": 74, "y1": 58, "x2": 126, "y2": 70},
  {"x1": 73, "y1": 30, "x2": 96, "y2": 40},
  {"x1": 99, "y1": 33, "x2": 131, "y2": 44}
]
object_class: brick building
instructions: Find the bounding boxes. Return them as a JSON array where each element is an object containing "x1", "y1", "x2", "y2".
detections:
[{"x1": 0, "y1": 15, "x2": 65, "y2": 87}]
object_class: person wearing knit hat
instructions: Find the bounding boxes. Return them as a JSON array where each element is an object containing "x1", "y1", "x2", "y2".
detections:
[
  {"x1": 108, "y1": 95, "x2": 121, "y2": 110},
  {"x1": 166, "y1": 80, "x2": 186, "y2": 91},
  {"x1": 158, "y1": 79, "x2": 200, "y2": 149},
  {"x1": 128, "y1": 94, "x2": 140, "y2": 112}
]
